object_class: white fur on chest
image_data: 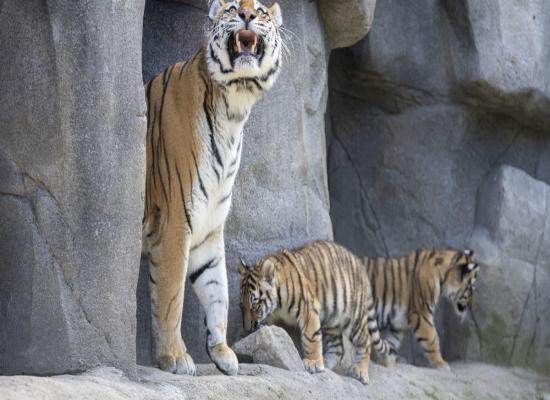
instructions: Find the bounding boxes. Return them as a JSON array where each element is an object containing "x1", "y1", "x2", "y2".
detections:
[{"x1": 189, "y1": 94, "x2": 252, "y2": 246}]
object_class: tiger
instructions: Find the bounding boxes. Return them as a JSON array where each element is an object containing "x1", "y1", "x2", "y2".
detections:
[
  {"x1": 142, "y1": 0, "x2": 283, "y2": 376},
  {"x1": 239, "y1": 241, "x2": 396, "y2": 385},
  {"x1": 362, "y1": 248, "x2": 480, "y2": 370}
]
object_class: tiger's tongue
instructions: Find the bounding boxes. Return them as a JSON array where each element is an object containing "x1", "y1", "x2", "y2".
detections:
[{"x1": 236, "y1": 30, "x2": 257, "y2": 54}]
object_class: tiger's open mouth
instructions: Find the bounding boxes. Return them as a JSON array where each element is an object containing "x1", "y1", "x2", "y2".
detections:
[
  {"x1": 228, "y1": 30, "x2": 264, "y2": 61},
  {"x1": 455, "y1": 300, "x2": 468, "y2": 314}
]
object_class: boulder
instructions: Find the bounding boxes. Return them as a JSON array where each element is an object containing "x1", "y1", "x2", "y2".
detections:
[
  {"x1": 0, "y1": 0, "x2": 146, "y2": 375},
  {"x1": 232, "y1": 326, "x2": 304, "y2": 371},
  {"x1": 317, "y1": 0, "x2": 377, "y2": 49}
]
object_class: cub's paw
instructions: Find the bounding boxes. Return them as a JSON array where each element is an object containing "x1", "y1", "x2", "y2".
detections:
[
  {"x1": 379, "y1": 352, "x2": 398, "y2": 367},
  {"x1": 159, "y1": 352, "x2": 196, "y2": 376},
  {"x1": 323, "y1": 353, "x2": 341, "y2": 370},
  {"x1": 303, "y1": 358, "x2": 325, "y2": 374},
  {"x1": 349, "y1": 364, "x2": 370, "y2": 385},
  {"x1": 396, "y1": 355, "x2": 408, "y2": 364},
  {"x1": 207, "y1": 342, "x2": 239, "y2": 376}
]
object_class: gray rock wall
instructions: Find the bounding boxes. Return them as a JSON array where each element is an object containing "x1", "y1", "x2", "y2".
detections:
[
  {"x1": 4, "y1": 0, "x2": 547, "y2": 380},
  {"x1": 0, "y1": 0, "x2": 146, "y2": 375},
  {"x1": 138, "y1": 0, "x2": 333, "y2": 364},
  {"x1": 327, "y1": 0, "x2": 550, "y2": 375},
  {"x1": 465, "y1": 166, "x2": 550, "y2": 374}
]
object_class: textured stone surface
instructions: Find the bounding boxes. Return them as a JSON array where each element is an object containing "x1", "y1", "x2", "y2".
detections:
[
  {"x1": 138, "y1": 0, "x2": 333, "y2": 365},
  {"x1": 0, "y1": 0, "x2": 146, "y2": 375},
  {"x1": 327, "y1": 0, "x2": 550, "y2": 374},
  {"x1": 317, "y1": 0, "x2": 376, "y2": 49},
  {"x1": 463, "y1": 166, "x2": 550, "y2": 375},
  {"x1": 1, "y1": 363, "x2": 548, "y2": 400},
  {"x1": 232, "y1": 326, "x2": 304, "y2": 371}
]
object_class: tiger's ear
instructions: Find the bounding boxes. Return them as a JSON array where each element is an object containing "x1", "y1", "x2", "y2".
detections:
[
  {"x1": 261, "y1": 259, "x2": 276, "y2": 285},
  {"x1": 238, "y1": 257, "x2": 249, "y2": 276},
  {"x1": 464, "y1": 249, "x2": 474, "y2": 257},
  {"x1": 269, "y1": 2, "x2": 282, "y2": 27},
  {"x1": 209, "y1": 0, "x2": 226, "y2": 20}
]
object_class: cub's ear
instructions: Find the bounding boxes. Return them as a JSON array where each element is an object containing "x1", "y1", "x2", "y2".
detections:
[
  {"x1": 238, "y1": 257, "x2": 248, "y2": 275},
  {"x1": 269, "y1": 2, "x2": 283, "y2": 27},
  {"x1": 261, "y1": 259, "x2": 276, "y2": 285},
  {"x1": 464, "y1": 249, "x2": 474, "y2": 257},
  {"x1": 209, "y1": 0, "x2": 226, "y2": 20}
]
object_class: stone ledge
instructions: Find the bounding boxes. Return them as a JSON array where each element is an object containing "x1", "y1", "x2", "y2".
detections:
[{"x1": 1, "y1": 363, "x2": 548, "y2": 400}]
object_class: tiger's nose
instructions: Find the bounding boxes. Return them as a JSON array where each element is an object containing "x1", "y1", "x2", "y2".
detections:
[{"x1": 239, "y1": 8, "x2": 256, "y2": 22}]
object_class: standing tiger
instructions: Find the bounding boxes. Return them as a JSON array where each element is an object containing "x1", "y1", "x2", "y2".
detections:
[
  {"x1": 239, "y1": 241, "x2": 396, "y2": 385},
  {"x1": 362, "y1": 249, "x2": 479, "y2": 370},
  {"x1": 142, "y1": 0, "x2": 283, "y2": 376}
]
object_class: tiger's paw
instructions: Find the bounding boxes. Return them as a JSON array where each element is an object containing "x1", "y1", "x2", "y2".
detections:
[
  {"x1": 303, "y1": 358, "x2": 325, "y2": 374},
  {"x1": 207, "y1": 342, "x2": 239, "y2": 376},
  {"x1": 435, "y1": 360, "x2": 451, "y2": 372},
  {"x1": 349, "y1": 364, "x2": 370, "y2": 385},
  {"x1": 323, "y1": 353, "x2": 341, "y2": 370},
  {"x1": 158, "y1": 352, "x2": 196, "y2": 376}
]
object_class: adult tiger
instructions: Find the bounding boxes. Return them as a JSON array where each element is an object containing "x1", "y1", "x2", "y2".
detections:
[
  {"x1": 142, "y1": 0, "x2": 283, "y2": 376},
  {"x1": 363, "y1": 249, "x2": 479, "y2": 370},
  {"x1": 239, "y1": 241, "x2": 395, "y2": 385}
]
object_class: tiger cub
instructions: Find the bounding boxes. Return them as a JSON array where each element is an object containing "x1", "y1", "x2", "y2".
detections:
[
  {"x1": 363, "y1": 249, "x2": 479, "y2": 370},
  {"x1": 239, "y1": 241, "x2": 395, "y2": 385},
  {"x1": 142, "y1": 0, "x2": 283, "y2": 376}
]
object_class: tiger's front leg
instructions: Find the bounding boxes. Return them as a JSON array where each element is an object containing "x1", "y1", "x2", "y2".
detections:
[
  {"x1": 409, "y1": 310, "x2": 450, "y2": 370},
  {"x1": 299, "y1": 304, "x2": 324, "y2": 373},
  {"x1": 189, "y1": 226, "x2": 238, "y2": 376},
  {"x1": 148, "y1": 221, "x2": 196, "y2": 375}
]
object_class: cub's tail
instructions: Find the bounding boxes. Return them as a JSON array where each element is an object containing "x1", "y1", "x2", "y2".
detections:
[{"x1": 366, "y1": 298, "x2": 397, "y2": 366}]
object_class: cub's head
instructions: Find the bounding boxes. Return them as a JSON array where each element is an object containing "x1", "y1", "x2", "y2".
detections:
[
  {"x1": 206, "y1": 0, "x2": 283, "y2": 90},
  {"x1": 440, "y1": 249, "x2": 480, "y2": 317},
  {"x1": 239, "y1": 257, "x2": 278, "y2": 333}
]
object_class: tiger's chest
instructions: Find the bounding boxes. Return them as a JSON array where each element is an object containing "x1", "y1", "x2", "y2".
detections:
[{"x1": 189, "y1": 118, "x2": 245, "y2": 244}]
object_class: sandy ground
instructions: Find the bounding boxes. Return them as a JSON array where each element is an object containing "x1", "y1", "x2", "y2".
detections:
[{"x1": 1, "y1": 362, "x2": 548, "y2": 400}]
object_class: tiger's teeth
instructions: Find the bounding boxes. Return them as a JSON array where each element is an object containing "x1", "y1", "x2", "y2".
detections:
[
  {"x1": 252, "y1": 35, "x2": 258, "y2": 53},
  {"x1": 236, "y1": 32, "x2": 242, "y2": 53}
]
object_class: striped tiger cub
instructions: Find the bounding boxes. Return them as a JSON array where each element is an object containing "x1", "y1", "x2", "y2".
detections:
[
  {"x1": 363, "y1": 249, "x2": 479, "y2": 370},
  {"x1": 142, "y1": 0, "x2": 283, "y2": 376},
  {"x1": 239, "y1": 241, "x2": 395, "y2": 385}
]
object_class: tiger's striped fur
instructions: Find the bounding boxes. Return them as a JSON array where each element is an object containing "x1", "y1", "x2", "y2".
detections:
[
  {"x1": 239, "y1": 241, "x2": 395, "y2": 385},
  {"x1": 363, "y1": 249, "x2": 479, "y2": 370},
  {"x1": 142, "y1": 0, "x2": 283, "y2": 376}
]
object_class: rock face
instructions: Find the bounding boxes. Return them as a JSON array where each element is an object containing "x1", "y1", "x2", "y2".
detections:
[
  {"x1": 5, "y1": 0, "x2": 547, "y2": 384},
  {"x1": 138, "y1": 0, "x2": 334, "y2": 364},
  {"x1": 327, "y1": 0, "x2": 550, "y2": 375},
  {"x1": 463, "y1": 166, "x2": 550, "y2": 374},
  {"x1": 232, "y1": 326, "x2": 304, "y2": 371},
  {"x1": 0, "y1": 1, "x2": 146, "y2": 375}
]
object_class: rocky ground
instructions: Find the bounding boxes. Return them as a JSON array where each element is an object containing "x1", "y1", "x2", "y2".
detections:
[{"x1": 1, "y1": 362, "x2": 548, "y2": 400}]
